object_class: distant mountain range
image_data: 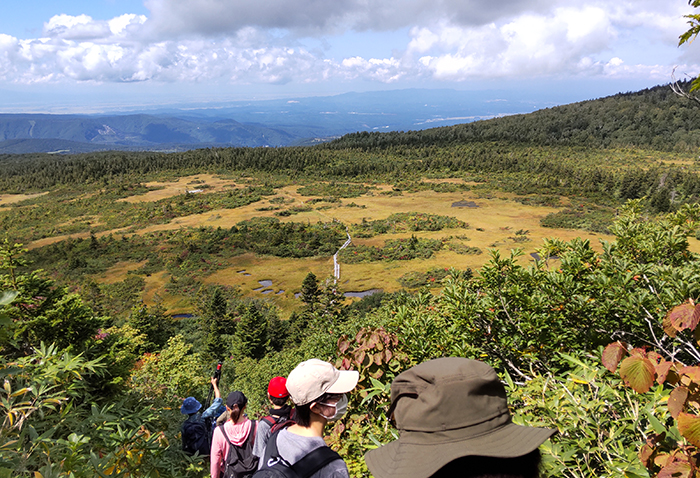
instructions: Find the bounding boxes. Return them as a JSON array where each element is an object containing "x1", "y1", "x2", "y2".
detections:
[{"x1": 0, "y1": 89, "x2": 561, "y2": 154}]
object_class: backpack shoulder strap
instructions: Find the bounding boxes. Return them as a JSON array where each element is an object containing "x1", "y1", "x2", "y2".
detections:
[
  {"x1": 290, "y1": 446, "x2": 342, "y2": 478},
  {"x1": 261, "y1": 415, "x2": 277, "y2": 427},
  {"x1": 219, "y1": 424, "x2": 234, "y2": 446},
  {"x1": 262, "y1": 427, "x2": 283, "y2": 465},
  {"x1": 270, "y1": 418, "x2": 295, "y2": 435},
  {"x1": 248, "y1": 420, "x2": 257, "y2": 445}
]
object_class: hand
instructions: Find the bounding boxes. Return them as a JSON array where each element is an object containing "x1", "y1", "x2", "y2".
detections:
[{"x1": 211, "y1": 377, "x2": 221, "y2": 398}]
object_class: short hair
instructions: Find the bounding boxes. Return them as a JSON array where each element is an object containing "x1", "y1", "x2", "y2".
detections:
[
  {"x1": 429, "y1": 449, "x2": 542, "y2": 478},
  {"x1": 270, "y1": 395, "x2": 288, "y2": 407},
  {"x1": 294, "y1": 403, "x2": 312, "y2": 427},
  {"x1": 293, "y1": 392, "x2": 338, "y2": 427}
]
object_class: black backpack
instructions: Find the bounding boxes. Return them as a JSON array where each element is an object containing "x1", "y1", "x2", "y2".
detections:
[
  {"x1": 260, "y1": 408, "x2": 296, "y2": 435},
  {"x1": 182, "y1": 418, "x2": 210, "y2": 456},
  {"x1": 253, "y1": 429, "x2": 341, "y2": 478},
  {"x1": 220, "y1": 421, "x2": 259, "y2": 478}
]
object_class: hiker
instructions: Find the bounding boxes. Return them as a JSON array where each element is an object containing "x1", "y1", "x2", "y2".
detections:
[
  {"x1": 364, "y1": 357, "x2": 555, "y2": 478},
  {"x1": 211, "y1": 391, "x2": 259, "y2": 478},
  {"x1": 255, "y1": 359, "x2": 359, "y2": 478},
  {"x1": 181, "y1": 377, "x2": 224, "y2": 456},
  {"x1": 252, "y1": 376, "x2": 295, "y2": 461}
]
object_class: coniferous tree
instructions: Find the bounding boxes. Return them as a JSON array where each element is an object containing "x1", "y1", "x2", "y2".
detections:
[
  {"x1": 204, "y1": 288, "x2": 235, "y2": 361},
  {"x1": 315, "y1": 277, "x2": 346, "y2": 325},
  {"x1": 127, "y1": 303, "x2": 174, "y2": 353},
  {"x1": 233, "y1": 304, "x2": 268, "y2": 359},
  {"x1": 265, "y1": 313, "x2": 289, "y2": 352},
  {"x1": 300, "y1": 272, "x2": 320, "y2": 308}
]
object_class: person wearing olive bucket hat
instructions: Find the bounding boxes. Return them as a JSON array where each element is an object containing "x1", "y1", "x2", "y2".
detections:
[{"x1": 364, "y1": 358, "x2": 555, "y2": 478}]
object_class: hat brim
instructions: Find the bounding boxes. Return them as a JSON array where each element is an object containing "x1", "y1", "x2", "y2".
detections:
[
  {"x1": 327, "y1": 370, "x2": 359, "y2": 395},
  {"x1": 364, "y1": 422, "x2": 554, "y2": 478}
]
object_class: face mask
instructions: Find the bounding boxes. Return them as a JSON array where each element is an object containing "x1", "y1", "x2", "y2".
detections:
[{"x1": 318, "y1": 394, "x2": 348, "y2": 422}]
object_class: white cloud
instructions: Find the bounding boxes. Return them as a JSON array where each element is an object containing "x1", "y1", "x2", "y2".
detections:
[
  {"x1": 108, "y1": 14, "x2": 148, "y2": 36},
  {"x1": 44, "y1": 14, "x2": 111, "y2": 40},
  {"x1": 0, "y1": 1, "x2": 695, "y2": 88}
]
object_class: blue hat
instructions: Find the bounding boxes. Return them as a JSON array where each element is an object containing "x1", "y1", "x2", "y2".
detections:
[{"x1": 181, "y1": 396, "x2": 202, "y2": 415}]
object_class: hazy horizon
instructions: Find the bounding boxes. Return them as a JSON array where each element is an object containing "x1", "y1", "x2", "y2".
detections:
[{"x1": 0, "y1": 1, "x2": 697, "y2": 114}]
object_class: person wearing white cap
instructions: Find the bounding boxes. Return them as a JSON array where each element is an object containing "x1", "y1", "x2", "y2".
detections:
[{"x1": 256, "y1": 359, "x2": 359, "y2": 478}]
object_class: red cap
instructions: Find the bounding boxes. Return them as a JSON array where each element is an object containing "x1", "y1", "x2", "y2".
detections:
[{"x1": 268, "y1": 376, "x2": 289, "y2": 398}]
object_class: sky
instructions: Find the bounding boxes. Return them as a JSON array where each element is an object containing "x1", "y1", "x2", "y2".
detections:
[{"x1": 0, "y1": 0, "x2": 698, "y2": 113}]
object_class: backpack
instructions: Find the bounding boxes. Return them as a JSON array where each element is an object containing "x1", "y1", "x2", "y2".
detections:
[
  {"x1": 260, "y1": 408, "x2": 296, "y2": 435},
  {"x1": 253, "y1": 429, "x2": 341, "y2": 478},
  {"x1": 220, "y1": 421, "x2": 259, "y2": 478},
  {"x1": 182, "y1": 418, "x2": 210, "y2": 456}
]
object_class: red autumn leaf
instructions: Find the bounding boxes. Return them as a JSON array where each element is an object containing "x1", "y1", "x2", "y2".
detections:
[
  {"x1": 657, "y1": 461, "x2": 692, "y2": 478},
  {"x1": 384, "y1": 348, "x2": 393, "y2": 362},
  {"x1": 602, "y1": 341, "x2": 628, "y2": 372},
  {"x1": 669, "y1": 387, "x2": 689, "y2": 419},
  {"x1": 630, "y1": 347, "x2": 647, "y2": 358},
  {"x1": 619, "y1": 355, "x2": 655, "y2": 393},
  {"x1": 667, "y1": 302, "x2": 700, "y2": 333},
  {"x1": 678, "y1": 412, "x2": 700, "y2": 448},
  {"x1": 656, "y1": 361, "x2": 675, "y2": 384},
  {"x1": 338, "y1": 336, "x2": 350, "y2": 354},
  {"x1": 663, "y1": 312, "x2": 678, "y2": 338},
  {"x1": 654, "y1": 453, "x2": 671, "y2": 468},
  {"x1": 679, "y1": 366, "x2": 700, "y2": 383},
  {"x1": 367, "y1": 332, "x2": 379, "y2": 349},
  {"x1": 647, "y1": 351, "x2": 664, "y2": 365},
  {"x1": 638, "y1": 444, "x2": 655, "y2": 467}
]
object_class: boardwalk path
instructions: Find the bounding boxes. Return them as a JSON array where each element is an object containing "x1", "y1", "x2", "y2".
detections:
[{"x1": 334, "y1": 226, "x2": 352, "y2": 280}]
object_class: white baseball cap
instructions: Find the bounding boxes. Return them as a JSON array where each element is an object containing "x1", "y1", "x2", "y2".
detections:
[{"x1": 286, "y1": 359, "x2": 359, "y2": 406}]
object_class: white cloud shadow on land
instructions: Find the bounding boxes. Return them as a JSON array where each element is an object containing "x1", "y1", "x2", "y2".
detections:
[{"x1": 0, "y1": 1, "x2": 694, "y2": 86}]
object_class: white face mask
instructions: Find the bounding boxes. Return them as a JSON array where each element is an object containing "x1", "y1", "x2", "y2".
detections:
[{"x1": 317, "y1": 394, "x2": 348, "y2": 421}]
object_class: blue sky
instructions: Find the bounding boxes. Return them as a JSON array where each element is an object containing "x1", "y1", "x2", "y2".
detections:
[{"x1": 0, "y1": 0, "x2": 698, "y2": 113}]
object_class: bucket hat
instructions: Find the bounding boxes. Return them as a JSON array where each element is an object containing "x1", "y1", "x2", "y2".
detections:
[
  {"x1": 180, "y1": 396, "x2": 202, "y2": 415},
  {"x1": 364, "y1": 357, "x2": 554, "y2": 478},
  {"x1": 286, "y1": 359, "x2": 359, "y2": 406}
]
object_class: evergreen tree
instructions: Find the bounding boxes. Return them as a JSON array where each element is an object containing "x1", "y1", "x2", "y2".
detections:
[
  {"x1": 209, "y1": 288, "x2": 227, "y2": 319},
  {"x1": 284, "y1": 311, "x2": 309, "y2": 347},
  {"x1": 203, "y1": 289, "x2": 236, "y2": 361},
  {"x1": 127, "y1": 303, "x2": 174, "y2": 353},
  {"x1": 265, "y1": 313, "x2": 289, "y2": 352},
  {"x1": 315, "y1": 277, "x2": 346, "y2": 324},
  {"x1": 233, "y1": 304, "x2": 268, "y2": 359},
  {"x1": 300, "y1": 272, "x2": 320, "y2": 308}
]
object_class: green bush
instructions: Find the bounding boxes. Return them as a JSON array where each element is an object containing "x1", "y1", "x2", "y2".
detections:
[
  {"x1": 352, "y1": 212, "x2": 468, "y2": 238},
  {"x1": 339, "y1": 236, "x2": 445, "y2": 263}
]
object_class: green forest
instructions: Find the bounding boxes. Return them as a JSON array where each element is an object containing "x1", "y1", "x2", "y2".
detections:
[{"x1": 5, "y1": 82, "x2": 700, "y2": 478}]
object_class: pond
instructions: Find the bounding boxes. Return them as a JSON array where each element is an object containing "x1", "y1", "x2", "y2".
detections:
[{"x1": 344, "y1": 289, "x2": 383, "y2": 298}]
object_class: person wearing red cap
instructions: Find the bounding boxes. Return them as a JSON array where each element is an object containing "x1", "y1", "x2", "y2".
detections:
[
  {"x1": 252, "y1": 376, "x2": 295, "y2": 461},
  {"x1": 256, "y1": 359, "x2": 359, "y2": 478}
]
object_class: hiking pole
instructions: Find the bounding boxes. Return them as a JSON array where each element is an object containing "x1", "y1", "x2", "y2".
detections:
[{"x1": 203, "y1": 361, "x2": 223, "y2": 411}]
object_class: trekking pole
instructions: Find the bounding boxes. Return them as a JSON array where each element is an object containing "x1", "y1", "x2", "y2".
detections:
[{"x1": 203, "y1": 361, "x2": 223, "y2": 411}]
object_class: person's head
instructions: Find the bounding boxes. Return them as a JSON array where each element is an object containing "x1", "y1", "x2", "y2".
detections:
[
  {"x1": 364, "y1": 358, "x2": 554, "y2": 478},
  {"x1": 226, "y1": 391, "x2": 248, "y2": 423},
  {"x1": 180, "y1": 396, "x2": 202, "y2": 416},
  {"x1": 267, "y1": 376, "x2": 290, "y2": 407},
  {"x1": 285, "y1": 359, "x2": 359, "y2": 427},
  {"x1": 429, "y1": 450, "x2": 542, "y2": 478}
]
